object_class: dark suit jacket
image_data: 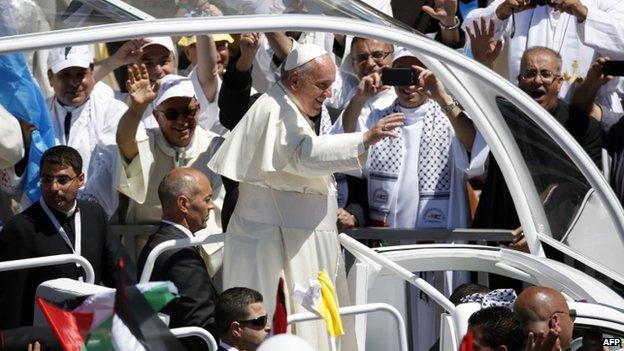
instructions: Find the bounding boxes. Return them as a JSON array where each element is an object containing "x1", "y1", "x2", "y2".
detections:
[
  {"x1": 136, "y1": 223, "x2": 219, "y2": 339},
  {"x1": 0, "y1": 200, "x2": 133, "y2": 329}
]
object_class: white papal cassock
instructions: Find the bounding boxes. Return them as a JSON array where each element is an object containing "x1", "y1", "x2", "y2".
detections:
[{"x1": 208, "y1": 82, "x2": 367, "y2": 350}]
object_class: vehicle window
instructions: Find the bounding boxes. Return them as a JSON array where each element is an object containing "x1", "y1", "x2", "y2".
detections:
[{"x1": 495, "y1": 96, "x2": 591, "y2": 239}]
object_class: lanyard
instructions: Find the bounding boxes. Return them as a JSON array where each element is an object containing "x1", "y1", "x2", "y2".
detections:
[{"x1": 39, "y1": 198, "x2": 82, "y2": 260}]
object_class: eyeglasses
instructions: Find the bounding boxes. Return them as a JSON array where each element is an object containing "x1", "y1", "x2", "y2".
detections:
[
  {"x1": 519, "y1": 69, "x2": 559, "y2": 84},
  {"x1": 550, "y1": 309, "x2": 576, "y2": 322},
  {"x1": 353, "y1": 51, "x2": 393, "y2": 64},
  {"x1": 40, "y1": 175, "x2": 78, "y2": 186},
  {"x1": 155, "y1": 106, "x2": 199, "y2": 121},
  {"x1": 238, "y1": 314, "x2": 268, "y2": 329}
]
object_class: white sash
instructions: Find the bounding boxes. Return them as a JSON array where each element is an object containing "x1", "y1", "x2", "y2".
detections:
[{"x1": 39, "y1": 198, "x2": 83, "y2": 280}]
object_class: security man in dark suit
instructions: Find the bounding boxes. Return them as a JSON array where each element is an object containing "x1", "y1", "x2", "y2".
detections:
[
  {"x1": 137, "y1": 168, "x2": 219, "y2": 342},
  {"x1": 0, "y1": 145, "x2": 134, "y2": 329}
]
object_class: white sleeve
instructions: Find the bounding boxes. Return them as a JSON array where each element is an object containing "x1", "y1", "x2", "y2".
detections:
[
  {"x1": 576, "y1": 0, "x2": 624, "y2": 59},
  {"x1": 0, "y1": 106, "x2": 24, "y2": 169},
  {"x1": 283, "y1": 132, "x2": 368, "y2": 177},
  {"x1": 462, "y1": 0, "x2": 511, "y2": 41}
]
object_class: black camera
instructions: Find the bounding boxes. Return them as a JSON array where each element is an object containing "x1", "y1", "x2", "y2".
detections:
[{"x1": 530, "y1": 0, "x2": 551, "y2": 6}]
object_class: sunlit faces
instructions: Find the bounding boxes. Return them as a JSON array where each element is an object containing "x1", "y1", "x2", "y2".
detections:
[
  {"x1": 139, "y1": 45, "x2": 176, "y2": 82},
  {"x1": 351, "y1": 38, "x2": 393, "y2": 79},
  {"x1": 517, "y1": 50, "x2": 563, "y2": 112},
  {"x1": 392, "y1": 56, "x2": 428, "y2": 108},
  {"x1": 238, "y1": 302, "x2": 270, "y2": 351},
  {"x1": 184, "y1": 173, "x2": 214, "y2": 233},
  {"x1": 48, "y1": 66, "x2": 95, "y2": 106},
  {"x1": 40, "y1": 162, "x2": 84, "y2": 213},
  {"x1": 288, "y1": 55, "x2": 336, "y2": 117},
  {"x1": 154, "y1": 96, "x2": 200, "y2": 148}
]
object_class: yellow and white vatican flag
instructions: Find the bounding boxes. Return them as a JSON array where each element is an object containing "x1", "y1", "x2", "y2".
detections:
[{"x1": 293, "y1": 270, "x2": 345, "y2": 340}]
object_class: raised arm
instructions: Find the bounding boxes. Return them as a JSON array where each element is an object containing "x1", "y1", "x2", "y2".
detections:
[
  {"x1": 466, "y1": 18, "x2": 503, "y2": 69},
  {"x1": 571, "y1": 57, "x2": 614, "y2": 121},
  {"x1": 341, "y1": 71, "x2": 387, "y2": 133},
  {"x1": 116, "y1": 64, "x2": 159, "y2": 161},
  {"x1": 413, "y1": 65, "x2": 476, "y2": 150},
  {"x1": 94, "y1": 39, "x2": 149, "y2": 82},
  {"x1": 195, "y1": 35, "x2": 220, "y2": 103},
  {"x1": 265, "y1": 32, "x2": 294, "y2": 62},
  {"x1": 423, "y1": 0, "x2": 462, "y2": 48}
]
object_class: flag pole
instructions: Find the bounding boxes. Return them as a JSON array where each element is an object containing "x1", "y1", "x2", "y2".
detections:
[{"x1": 330, "y1": 336, "x2": 338, "y2": 351}]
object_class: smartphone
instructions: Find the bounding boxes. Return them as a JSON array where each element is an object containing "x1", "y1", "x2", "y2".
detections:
[
  {"x1": 602, "y1": 61, "x2": 624, "y2": 76},
  {"x1": 382, "y1": 68, "x2": 417, "y2": 86},
  {"x1": 529, "y1": 0, "x2": 550, "y2": 6}
]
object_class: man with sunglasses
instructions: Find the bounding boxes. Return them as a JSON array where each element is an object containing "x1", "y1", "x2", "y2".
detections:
[
  {"x1": 215, "y1": 287, "x2": 270, "y2": 351},
  {"x1": 514, "y1": 286, "x2": 576, "y2": 350},
  {"x1": 116, "y1": 68, "x2": 225, "y2": 269},
  {"x1": 0, "y1": 145, "x2": 133, "y2": 329}
]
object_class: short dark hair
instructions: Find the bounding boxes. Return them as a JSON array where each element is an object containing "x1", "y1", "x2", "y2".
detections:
[
  {"x1": 40, "y1": 145, "x2": 82, "y2": 174},
  {"x1": 450, "y1": 283, "x2": 490, "y2": 305},
  {"x1": 468, "y1": 307, "x2": 524, "y2": 351},
  {"x1": 216, "y1": 287, "x2": 263, "y2": 336}
]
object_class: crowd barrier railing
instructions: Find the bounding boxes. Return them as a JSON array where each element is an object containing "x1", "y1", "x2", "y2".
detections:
[
  {"x1": 287, "y1": 303, "x2": 408, "y2": 351},
  {"x1": 171, "y1": 326, "x2": 218, "y2": 351},
  {"x1": 0, "y1": 254, "x2": 95, "y2": 284}
]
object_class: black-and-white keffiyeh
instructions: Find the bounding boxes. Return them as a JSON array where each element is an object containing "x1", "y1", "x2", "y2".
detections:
[
  {"x1": 366, "y1": 99, "x2": 452, "y2": 226},
  {"x1": 459, "y1": 289, "x2": 518, "y2": 308}
]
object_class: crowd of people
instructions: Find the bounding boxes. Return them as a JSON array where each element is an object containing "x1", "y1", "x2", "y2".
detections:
[{"x1": 1, "y1": 0, "x2": 623, "y2": 350}]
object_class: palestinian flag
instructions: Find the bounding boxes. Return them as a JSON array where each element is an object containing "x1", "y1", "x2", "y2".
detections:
[
  {"x1": 271, "y1": 277, "x2": 288, "y2": 335},
  {"x1": 37, "y1": 259, "x2": 186, "y2": 351}
]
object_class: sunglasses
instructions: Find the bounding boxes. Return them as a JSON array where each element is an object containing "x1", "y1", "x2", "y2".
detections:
[
  {"x1": 238, "y1": 314, "x2": 268, "y2": 329},
  {"x1": 550, "y1": 309, "x2": 576, "y2": 322},
  {"x1": 155, "y1": 106, "x2": 199, "y2": 121}
]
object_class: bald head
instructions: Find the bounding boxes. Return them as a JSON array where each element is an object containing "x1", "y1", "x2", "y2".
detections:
[
  {"x1": 514, "y1": 286, "x2": 574, "y2": 348},
  {"x1": 158, "y1": 168, "x2": 203, "y2": 208}
]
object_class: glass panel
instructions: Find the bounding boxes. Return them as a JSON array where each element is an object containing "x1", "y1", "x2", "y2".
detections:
[
  {"x1": 0, "y1": 0, "x2": 419, "y2": 39},
  {"x1": 495, "y1": 96, "x2": 591, "y2": 239}
]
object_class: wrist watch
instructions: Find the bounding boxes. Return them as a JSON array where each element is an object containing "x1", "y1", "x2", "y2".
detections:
[{"x1": 441, "y1": 97, "x2": 460, "y2": 113}]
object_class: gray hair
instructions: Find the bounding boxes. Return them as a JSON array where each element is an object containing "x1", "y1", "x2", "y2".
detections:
[
  {"x1": 521, "y1": 46, "x2": 563, "y2": 74},
  {"x1": 280, "y1": 55, "x2": 324, "y2": 84}
]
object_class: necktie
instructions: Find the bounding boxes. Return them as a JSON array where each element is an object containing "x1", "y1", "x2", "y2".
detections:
[{"x1": 64, "y1": 111, "x2": 72, "y2": 143}]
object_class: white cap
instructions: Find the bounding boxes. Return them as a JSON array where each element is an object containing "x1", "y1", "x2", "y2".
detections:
[
  {"x1": 257, "y1": 334, "x2": 314, "y2": 351},
  {"x1": 142, "y1": 36, "x2": 177, "y2": 57},
  {"x1": 154, "y1": 74, "x2": 196, "y2": 106},
  {"x1": 392, "y1": 46, "x2": 416, "y2": 64},
  {"x1": 283, "y1": 43, "x2": 327, "y2": 71},
  {"x1": 47, "y1": 45, "x2": 93, "y2": 74}
]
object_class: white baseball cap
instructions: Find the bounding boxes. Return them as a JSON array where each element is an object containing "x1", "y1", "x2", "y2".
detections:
[
  {"x1": 392, "y1": 46, "x2": 418, "y2": 64},
  {"x1": 283, "y1": 43, "x2": 328, "y2": 71},
  {"x1": 142, "y1": 36, "x2": 177, "y2": 57},
  {"x1": 47, "y1": 45, "x2": 93, "y2": 74},
  {"x1": 154, "y1": 74, "x2": 196, "y2": 106}
]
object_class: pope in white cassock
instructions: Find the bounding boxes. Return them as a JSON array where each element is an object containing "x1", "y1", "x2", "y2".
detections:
[
  {"x1": 463, "y1": 0, "x2": 624, "y2": 113},
  {"x1": 208, "y1": 44, "x2": 404, "y2": 350}
]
